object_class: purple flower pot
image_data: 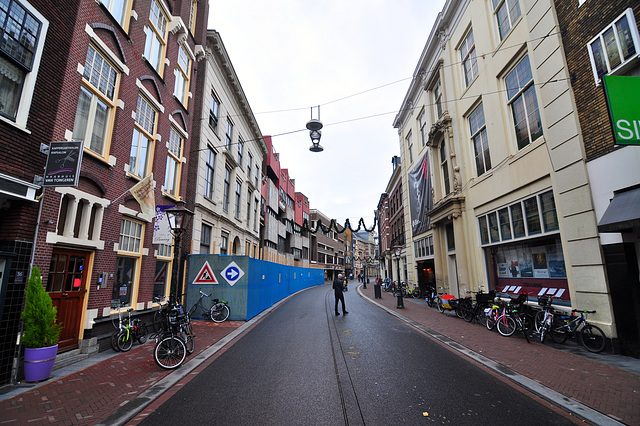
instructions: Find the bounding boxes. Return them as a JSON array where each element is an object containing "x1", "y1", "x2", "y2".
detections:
[{"x1": 24, "y1": 344, "x2": 58, "y2": 382}]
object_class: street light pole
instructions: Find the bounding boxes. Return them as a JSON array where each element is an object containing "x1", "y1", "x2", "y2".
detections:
[
  {"x1": 394, "y1": 246, "x2": 404, "y2": 309},
  {"x1": 165, "y1": 201, "x2": 194, "y2": 305}
]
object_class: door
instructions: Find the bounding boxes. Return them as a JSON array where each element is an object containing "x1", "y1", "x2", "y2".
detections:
[{"x1": 47, "y1": 250, "x2": 90, "y2": 351}]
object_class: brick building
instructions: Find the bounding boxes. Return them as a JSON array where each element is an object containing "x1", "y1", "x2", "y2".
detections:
[
  {"x1": 554, "y1": 0, "x2": 640, "y2": 355},
  {"x1": 0, "y1": 0, "x2": 81, "y2": 386},
  {"x1": 0, "y1": 0, "x2": 208, "y2": 384}
]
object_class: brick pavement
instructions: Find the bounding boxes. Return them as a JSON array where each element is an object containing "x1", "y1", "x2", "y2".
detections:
[
  {"x1": 0, "y1": 321, "x2": 241, "y2": 425},
  {"x1": 360, "y1": 283, "x2": 640, "y2": 425}
]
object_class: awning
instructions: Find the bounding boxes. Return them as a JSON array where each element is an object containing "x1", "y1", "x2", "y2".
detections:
[{"x1": 598, "y1": 187, "x2": 640, "y2": 233}]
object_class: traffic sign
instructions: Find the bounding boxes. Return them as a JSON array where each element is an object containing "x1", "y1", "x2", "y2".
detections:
[
  {"x1": 193, "y1": 261, "x2": 218, "y2": 284},
  {"x1": 221, "y1": 262, "x2": 244, "y2": 286}
]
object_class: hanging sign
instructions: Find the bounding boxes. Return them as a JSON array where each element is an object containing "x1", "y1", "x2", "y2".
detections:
[
  {"x1": 603, "y1": 75, "x2": 640, "y2": 146},
  {"x1": 43, "y1": 141, "x2": 84, "y2": 187}
]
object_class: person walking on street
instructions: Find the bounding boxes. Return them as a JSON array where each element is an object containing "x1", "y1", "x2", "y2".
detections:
[{"x1": 333, "y1": 273, "x2": 348, "y2": 316}]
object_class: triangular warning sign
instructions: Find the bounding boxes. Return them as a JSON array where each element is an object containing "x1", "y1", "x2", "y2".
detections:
[{"x1": 193, "y1": 261, "x2": 218, "y2": 284}]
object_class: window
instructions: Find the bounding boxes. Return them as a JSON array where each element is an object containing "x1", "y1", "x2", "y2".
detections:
[
  {"x1": 204, "y1": 147, "x2": 216, "y2": 200},
  {"x1": 220, "y1": 231, "x2": 228, "y2": 255},
  {"x1": 440, "y1": 141, "x2": 450, "y2": 195},
  {"x1": 114, "y1": 217, "x2": 144, "y2": 307},
  {"x1": 469, "y1": 103, "x2": 491, "y2": 176},
  {"x1": 253, "y1": 198, "x2": 259, "y2": 231},
  {"x1": 128, "y1": 94, "x2": 157, "y2": 178},
  {"x1": 144, "y1": 0, "x2": 168, "y2": 75},
  {"x1": 254, "y1": 165, "x2": 260, "y2": 187},
  {"x1": 223, "y1": 167, "x2": 231, "y2": 211},
  {"x1": 245, "y1": 191, "x2": 252, "y2": 226},
  {"x1": 0, "y1": 0, "x2": 43, "y2": 123},
  {"x1": 173, "y1": 44, "x2": 191, "y2": 106},
  {"x1": 247, "y1": 152, "x2": 253, "y2": 181},
  {"x1": 493, "y1": 0, "x2": 521, "y2": 40},
  {"x1": 164, "y1": 127, "x2": 183, "y2": 197},
  {"x1": 505, "y1": 55, "x2": 542, "y2": 150},
  {"x1": 73, "y1": 45, "x2": 118, "y2": 158},
  {"x1": 539, "y1": 190, "x2": 559, "y2": 232},
  {"x1": 99, "y1": 0, "x2": 131, "y2": 30},
  {"x1": 406, "y1": 132, "x2": 413, "y2": 164},
  {"x1": 510, "y1": 203, "x2": 525, "y2": 238},
  {"x1": 237, "y1": 136, "x2": 244, "y2": 166},
  {"x1": 200, "y1": 223, "x2": 212, "y2": 254},
  {"x1": 446, "y1": 223, "x2": 455, "y2": 251},
  {"x1": 114, "y1": 256, "x2": 136, "y2": 307},
  {"x1": 524, "y1": 196, "x2": 542, "y2": 235},
  {"x1": 587, "y1": 8, "x2": 640, "y2": 84},
  {"x1": 433, "y1": 78, "x2": 443, "y2": 119},
  {"x1": 119, "y1": 218, "x2": 143, "y2": 253},
  {"x1": 418, "y1": 110, "x2": 427, "y2": 147},
  {"x1": 225, "y1": 118, "x2": 233, "y2": 149},
  {"x1": 477, "y1": 191, "x2": 557, "y2": 245},
  {"x1": 209, "y1": 91, "x2": 220, "y2": 130},
  {"x1": 234, "y1": 181, "x2": 241, "y2": 219},
  {"x1": 498, "y1": 208, "x2": 511, "y2": 240},
  {"x1": 188, "y1": 0, "x2": 197, "y2": 34},
  {"x1": 460, "y1": 29, "x2": 478, "y2": 86}
]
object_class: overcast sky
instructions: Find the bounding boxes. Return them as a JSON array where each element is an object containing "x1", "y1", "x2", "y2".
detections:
[{"x1": 207, "y1": 1, "x2": 446, "y2": 228}]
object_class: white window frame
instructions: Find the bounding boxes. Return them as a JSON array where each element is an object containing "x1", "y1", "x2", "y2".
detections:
[
  {"x1": 460, "y1": 28, "x2": 478, "y2": 87},
  {"x1": 144, "y1": 0, "x2": 169, "y2": 75},
  {"x1": 99, "y1": 0, "x2": 132, "y2": 31},
  {"x1": 505, "y1": 55, "x2": 543, "y2": 150},
  {"x1": 468, "y1": 102, "x2": 491, "y2": 176},
  {"x1": 173, "y1": 43, "x2": 191, "y2": 106},
  {"x1": 492, "y1": 0, "x2": 521, "y2": 41},
  {"x1": 0, "y1": 0, "x2": 48, "y2": 130},
  {"x1": 164, "y1": 127, "x2": 184, "y2": 197},
  {"x1": 128, "y1": 94, "x2": 157, "y2": 178},
  {"x1": 587, "y1": 8, "x2": 640, "y2": 85}
]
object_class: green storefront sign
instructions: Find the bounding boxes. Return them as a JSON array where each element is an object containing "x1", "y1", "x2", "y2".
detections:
[{"x1": 603, "y1": 75, "x2": 640, "y2": 146}]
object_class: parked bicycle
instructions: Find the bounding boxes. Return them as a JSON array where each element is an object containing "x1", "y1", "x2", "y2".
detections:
[
  {"x1": 188, "y1": 290, "x2": 230, "y2": 323},
  {"x1": 407, "y1": 283, "x2": 422, "y2": 299},
  {"x1": 495, "y1": 306, "x2": 532, "y2": 343},
  {"x1": 546, "y1": 309, "x2": 606, "y2": 353},
  {"x1": 424, "y1": 285, "x2": 437, "y2": 307},
  {"x1": 461, "y1": 289, "x2": 496, "y2": 326},
  {"x1": 153, "y1": 300, "x2": 192, "y2": 369}
]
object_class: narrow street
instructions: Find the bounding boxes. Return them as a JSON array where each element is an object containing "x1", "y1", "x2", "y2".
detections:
[{"x1": 137, "y1": 283, "x2": 577, "y2": 425}]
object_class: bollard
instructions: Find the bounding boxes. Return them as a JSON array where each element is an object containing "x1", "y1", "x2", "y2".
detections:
[{"x1": 396, "y1": 290, "x2": 404, "y2": 309}]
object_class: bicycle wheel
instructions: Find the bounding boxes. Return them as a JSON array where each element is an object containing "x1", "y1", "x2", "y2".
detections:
[
  {"x1": 496, "y1": 314, "x2": 516, "y2": 337},
  {"x1": 426, "y1": 294, "x2": 434, "y2": 308},
  {"x1": 153, "y1": 310, "x2": 164, "y2": 333},
  {"x1": 437, "y1": 298, "x2": 444, "y2": 313},
  {"x1": 154, "y1": 336, "x2": 187, "y2": 369},
  {"x1": 136, "y1": 322, "x2": 148, "y2": 344},
  {"x1": 462, "y1": 303, "x2": 475, "y2": 322},
  {"x1": 580, "y1": 324, "x2": 606, "y2": 353},
  {"x1": 539, "y1": 322, "x2": 549, "y2": 343},
  {"x1": 180, "y1": 323, "x2": 194, "y2": 354},
  {"x1": 211, "y1": 304, "x2": 230, "y2": 323},
  {"x1": 117, "y1": 330, "x2": 134, "y2": 352},
  {"x1": 412, "y1": 288, "x2": 422, "y2": 299},
  {"x1": 110, "y1": 331, "x2": 121, "y2": 352},
  {"x1": 550, "y1": 324, "x2": 568, "y2": 344},
  {"x1": 534, "y1": 310, "x2": 545, "y2": 333}
]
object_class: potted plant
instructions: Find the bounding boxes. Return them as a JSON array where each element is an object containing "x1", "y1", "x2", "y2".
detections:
[{"x1": 21, "y1": 266, "x2": 61, "y2": 382}]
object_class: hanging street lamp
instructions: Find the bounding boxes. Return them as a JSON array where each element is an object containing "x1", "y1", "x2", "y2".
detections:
[{"x1": 165, "y1": 200, "x2": 194, "y2": 304}]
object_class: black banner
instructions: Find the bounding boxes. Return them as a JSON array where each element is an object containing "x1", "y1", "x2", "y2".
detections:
[{"x1": 408, "y1": 151, "x2": 432, "y2": 235}]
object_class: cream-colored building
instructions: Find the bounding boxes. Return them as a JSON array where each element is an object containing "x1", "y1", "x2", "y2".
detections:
[
  {"x1": 188, "y1": 30, "x2": 267, "y2": 258},
  {"x1": 393, "y1": 0, "x2": 615, "y2": 336}
]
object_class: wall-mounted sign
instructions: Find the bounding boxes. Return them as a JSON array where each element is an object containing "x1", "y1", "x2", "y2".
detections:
[
  {"x1": 603, "y1": 75, "x2": 640, "y2": 146},
  {"x1": 43, "y1": 141, "x2": 84, "y2": 186}
]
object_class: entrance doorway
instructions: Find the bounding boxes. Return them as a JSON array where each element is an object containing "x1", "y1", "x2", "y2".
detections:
[
  {"x1": 416, "y1": 259, "x2": 435, "y2": 293},
  {"x1": 47, "y1": 249, "x2": 90, "y2": 351}
]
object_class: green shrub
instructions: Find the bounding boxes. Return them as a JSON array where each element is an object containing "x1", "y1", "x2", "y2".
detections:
[{"x1": 21, "y1": 267, "x2": 61, "y2": 348}]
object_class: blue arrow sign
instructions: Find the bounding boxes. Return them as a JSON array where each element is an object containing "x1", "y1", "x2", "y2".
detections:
[{"x1": 221, "y1": 262, "x2": 244, "y2": 286}]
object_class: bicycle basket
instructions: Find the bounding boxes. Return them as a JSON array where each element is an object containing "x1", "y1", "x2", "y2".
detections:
[
  {"x1": 538, "y1": 296, "x2": 552, "y2": 307},
  {"x1": 476, "y1": 291, "x2": 496, "y2": 304}
]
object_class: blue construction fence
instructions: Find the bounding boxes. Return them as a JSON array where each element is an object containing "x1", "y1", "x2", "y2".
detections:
[{"x1": 185, "y1": 255, "x2": 325, "y2": 321}]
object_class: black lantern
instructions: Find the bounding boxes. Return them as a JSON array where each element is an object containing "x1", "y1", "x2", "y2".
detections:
[
  {"x1": 165, "y1": 200, "x2": 194, "y2": 304},
  {"x1": 307, "y1": 106, "x2": 323, "y2": 152}
]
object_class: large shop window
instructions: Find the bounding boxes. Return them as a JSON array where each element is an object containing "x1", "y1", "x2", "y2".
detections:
[{"x1": 492, "y1": 237, "x2": 568, "y2": 301}]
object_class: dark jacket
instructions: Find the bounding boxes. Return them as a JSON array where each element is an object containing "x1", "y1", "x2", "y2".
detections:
[{"x1": 333, "y1": 278, "x2": 345, "y2": 293}]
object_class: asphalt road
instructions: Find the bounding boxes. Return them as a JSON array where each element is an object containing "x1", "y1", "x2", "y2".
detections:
[{"x1": 139, "y1": 283, "x2": 578, "y2": 425}]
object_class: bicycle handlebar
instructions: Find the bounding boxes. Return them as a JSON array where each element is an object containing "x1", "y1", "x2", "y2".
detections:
[
  {"x1": 572, "y1": 309, "x2": 596, "y2": 314},
  {"x1": 199, "y1": 290, "x2": 211, "y2": 297}
]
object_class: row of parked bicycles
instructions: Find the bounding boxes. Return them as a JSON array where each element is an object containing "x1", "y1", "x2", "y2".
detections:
[
  {"x1": 424, "y1": 287, "x2": 607, "y2": 353},
  {"x1": 381, "y1": 279, "x2": 423, "y2": 299},
  {"x1": 110, "y1": 291, "x2": 231, "y2": 369}
]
